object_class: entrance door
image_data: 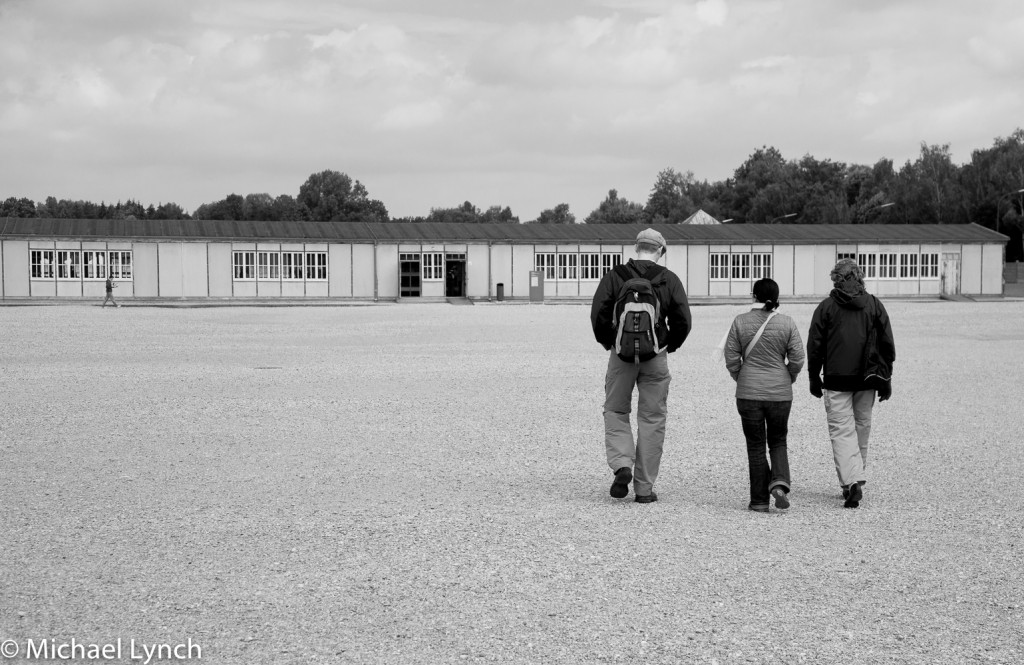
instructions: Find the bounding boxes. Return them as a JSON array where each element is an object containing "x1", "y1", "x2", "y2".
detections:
[
  {"x1": 400, "y1": 253, "x2": 421, "y2": 297},
  {"x1": 445, "y1": 260, "x2": 465, "y2": 297},
  {"x1": 941, "y1": 253, "x2": 961, "y2": 295}
]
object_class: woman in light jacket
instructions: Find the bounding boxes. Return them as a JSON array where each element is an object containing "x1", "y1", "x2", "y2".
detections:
[{"x1": 724, "y1": 278, "x2": 805, "y2": 513}]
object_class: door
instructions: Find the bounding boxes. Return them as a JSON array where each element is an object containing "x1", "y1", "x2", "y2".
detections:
[
  {"x1": 445, "y1": 260, "x2": 465, "y2": 297},
  {"x1": 941, "y1": 253, "x2": 960, "y2": 295},
  {"x1": 400, "y1": 253, "x2": 420, "y2": 297}
]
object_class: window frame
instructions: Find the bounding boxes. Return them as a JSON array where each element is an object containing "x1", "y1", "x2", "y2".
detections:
[
  {"x1": 730, "y1": 253, "x2": 751, "y2": 280},
  {"x1": 921, "y1": 253, "x2": 940, "y2": 279},
  {"x1": 557, "y1": 253, "x2": 578, "y2": 280},
  {"x1": 752, "y1": 253, "x2": 772, "y2": 280},
  {"x1": 30, "y1": 249, "x2": 55, "y2": 280},
  {"x1": 900, "y1": 253, "x2": 918, "y2": 279},
  {"x1": 534, "y1": 253, "x2": 556, "y2": 280},
  {"x1": 108, "y1": 251, "x2": 133, "y2": 280},
  {"x1": 82, "y1": 251, "x2": 106, "y2": 279},
  {"x1": 422, "y1": 252, "x2": 444, "y2": 281},
  {"x1": 878, "y1": 252, "x2": 898, "y2": 280},
  {"x1": 709, "y1": 253, "x2": 729, "y2": 281},
  {"x1": 306, "y1": 252, "x2": 328, "y2": 281},
  {"x1": 600, "y1": 253, "x2": 621, "y2": 276},
  {"x1": 858, "y1": 253, "x2": 877, "y2": 279},
  {"x1": 233, "y1": 251, "x2": 255, "y2": 280},
  {"x1": 56, "y1": 250, "x2": 81, "y2": 280},
  {"x1": 580, "y1": 253, "x2": 601, "y2": 280}
]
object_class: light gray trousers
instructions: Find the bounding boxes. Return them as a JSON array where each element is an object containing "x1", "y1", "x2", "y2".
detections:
[
  {"x1": 603, "y1": 351, "x2": 671, "y2": 496},
  {"x1": 823, "y1": 389, "x2": 875, "y2": 487}
]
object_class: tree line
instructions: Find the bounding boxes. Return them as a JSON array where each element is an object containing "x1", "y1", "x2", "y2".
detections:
[{"x1": 4, "y1": 129, "x2": 1022, "y2": 249}]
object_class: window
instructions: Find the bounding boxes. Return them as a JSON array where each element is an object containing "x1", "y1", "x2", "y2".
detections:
[
  {"x1": 257, "y1": 251, "x2": 280, "y2": 280},
  {"x1": 535, "y1": 253, "x2": 556, "y2": 280},
  {"x1": 557, "y1": 253, "x2": 578, "y2": 280},
  {"x1": 900, "y1": 253, "x2": 918, "y2": 279},
  {"x1": 233, "y1": 251, "x2": 255, "y2": 280},
  {"x1": 878, "y1": 253, "x2": 898, "y2": 279},
  {"x1": 108, "y1": 251, "x2": 133, "y2": 279},
  {"x1": 30, "y1": 250, "x2": 55, "y2": 279},
  {"x1": 281, "y1": 252, "x2": 304, "y2": 280},
  {"x1": 921, "y1": 253, "x2": 939, "y2": 279},
  {"x1": 57, "y1": 251, "x2": 81, "y2": 279},
  {"x1": 306, "y1": 252, "x2": 328, "y2": 281},
  {"x1": 600, "y1": 253, "x2": 621, "y2": 276},
  {"x1": 731, "y1": 253, "x2": 751, "y2": 280},
  {"x1": 752, "y1": 253, "x2": 772, "y2": 280},
  {"x1": 83, "y1": 251, "x2": 106, "y2": 279},
  {"x1": 580, "y1": 253, "x2": 601, "y2": 280},
  {"x1": 858, "y1": 253, "x2": 877, "y2": 279},
  {"x1": 423, "y1": 253, "x2": 443, "y2": 280},
  {"x1": 837, "y1": 252, "x2": 857, "y2": 261},
  {"x1": 710, "y1": 253, "x2": 729, "y2": 281}
]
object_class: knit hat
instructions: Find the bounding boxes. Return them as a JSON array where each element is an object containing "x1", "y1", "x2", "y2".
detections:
[
  {"x1": 635, "y1": 228, "x2": 667, "y2": 254},
  {"x1": 830, "y1": 258, "x2": 866, "y2": 295}
]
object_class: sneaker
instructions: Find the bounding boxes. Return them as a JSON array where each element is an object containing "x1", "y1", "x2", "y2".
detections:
[
  {"x1": 771, "y1": 487, "x2": 790, "y2": 510},
  {"x1": 844, "y1": 483, "x2": 862, "y2": 508},
  {"x1": 635, "y1": 492, "x2": 658, "y2": 504},
  {"x1": 748, "y1": 504, "x2": 769, "y2": 513},
  {"x1": 609, "y1": 467, "x2": 632, "y2": 499}
]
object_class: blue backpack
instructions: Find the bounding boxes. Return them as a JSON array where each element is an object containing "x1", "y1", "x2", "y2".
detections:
[{"x1": 612, "y1": 264, "x2": 665, "y2": 364}]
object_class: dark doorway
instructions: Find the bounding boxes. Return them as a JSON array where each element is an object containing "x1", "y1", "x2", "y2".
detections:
[
  {"x1": 400, "y1": 254, "x2": 421, "y2": 297},
  {"x1": 445, "y1": 259, "x2": 465, "y2": 297}
]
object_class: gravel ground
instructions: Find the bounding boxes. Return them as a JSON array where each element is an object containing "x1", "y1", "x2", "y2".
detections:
[{"x1": 1, "y1": 300, "x2": 1022, "y2": 664}]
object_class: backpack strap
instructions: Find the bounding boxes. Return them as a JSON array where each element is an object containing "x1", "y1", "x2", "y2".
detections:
[
  {"x1": 613, "y1": 264, "x2": 634, "y2": 281},
  {"x1": 742, "y1": 311, "x2": 777, "y2": 360}
]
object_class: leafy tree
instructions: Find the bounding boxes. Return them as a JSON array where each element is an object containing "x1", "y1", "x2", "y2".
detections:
[
  {"x1": 1, "y1": 196, "x2": 37, "y2": 217},
  {"x1": 585, "y1": 189, "x2": 646, "y2": 224},
  {"x1": 296, "y1": 170, "x2": 388, "y2": 222},
  {"x1": 728, "y1": 146, "x2": 790, "y2": 222},
  {"x1": 243, "y1": 193, "x2": 276, "y2": 221},
  {"x1": 426, "y1": 201, "x2": 481, "y2": 224},
  {"x1": 480, "y1": 205, "x2": 519, "y2": 223},
  {"x1": 532, "y1": 203, "x2": 575, "y2": 224},
  {"x1": 896, "y1": 143, "x2": 967, "y2": 224},
  {"x1": 645, "y1": 168, "x2": 696, "y2": 224}
]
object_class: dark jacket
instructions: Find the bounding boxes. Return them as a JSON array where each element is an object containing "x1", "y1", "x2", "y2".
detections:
[
  {"x1": 807, "y1": 289, "x2": 896, "y2": 392},
  {"x1": 590, "y1": 259, "x2": 692, "y2": 353}
]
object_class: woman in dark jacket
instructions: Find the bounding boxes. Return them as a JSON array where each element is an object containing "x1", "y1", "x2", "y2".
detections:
[{"x1": 806, "y1": 259, "x2": 896, "y2": 508}]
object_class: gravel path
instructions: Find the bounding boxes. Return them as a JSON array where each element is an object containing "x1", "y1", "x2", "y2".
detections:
[{"x1": 1, "y1": 300, "x2": 1022, "y2": 664}]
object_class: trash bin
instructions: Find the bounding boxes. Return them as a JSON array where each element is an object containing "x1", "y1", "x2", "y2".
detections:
[{"x1": 496, "y1": 283, "x2": 504, "y2": 301}]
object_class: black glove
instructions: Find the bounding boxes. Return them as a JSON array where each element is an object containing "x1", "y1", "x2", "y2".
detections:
[
  {"x1": 809, "y1": 376, "x2": 823, "y2": 399},
  {"x1": 878, "y1": 381, "x2": 892, "y2": 402}
]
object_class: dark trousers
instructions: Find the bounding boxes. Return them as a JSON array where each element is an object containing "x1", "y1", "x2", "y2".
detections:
[{"x1": 736, "y1": 399, "x2": 792, "y2": 509}]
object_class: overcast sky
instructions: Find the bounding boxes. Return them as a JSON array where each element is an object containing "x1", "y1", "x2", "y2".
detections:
[{"x1": 2, "y1": 0, "x2": 1022, "y2": 220}]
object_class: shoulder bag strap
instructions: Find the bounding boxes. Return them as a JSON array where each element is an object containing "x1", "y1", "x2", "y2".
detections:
[{"x1": 743, "y1": 311, "x2": 778, "y2": 360}]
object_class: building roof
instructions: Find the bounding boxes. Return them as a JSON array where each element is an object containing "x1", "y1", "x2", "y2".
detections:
[
  {"x1": 0, "y1": 217, "x2": 1009, "y2": 245},
  {"x1": 680, "y1": 209, "x2": 721, "y2": 225}
]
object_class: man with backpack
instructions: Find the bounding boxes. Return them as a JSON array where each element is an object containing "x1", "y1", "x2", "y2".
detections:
[{"x1": 590, "y1": 228, "x2": 692, "y2": 503}]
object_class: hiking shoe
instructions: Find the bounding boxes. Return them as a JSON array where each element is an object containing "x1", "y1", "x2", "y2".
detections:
[
  {"x1": 748, "y1": 504, "x2": 770, "y2": 513},
  {"x1": 635, "y1": 492, "x2": 658, "y2": 504},
  {"x1": 844, "y1": 483, "x2": 862, "y2": 508},
  {"x1": 771, "y1": 487, "x2": 790, "y2": 510},
  {"x1": 610, "y1": 467, "x2": 632, "y2": 499}
]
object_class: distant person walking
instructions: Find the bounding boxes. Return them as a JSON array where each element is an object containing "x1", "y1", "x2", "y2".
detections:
[
  {"x1": 807, "y1": 259, "x2": 895, "y2": 508},
  {"x1": 102, "y1": 276, "x2": 120, "y2": 308},
  {"x1": 724, "y1": 278, "x2": 805, "y2": 513},
  {"x1": 590, "y1": 229, "x2": 692, "y2": 504}
]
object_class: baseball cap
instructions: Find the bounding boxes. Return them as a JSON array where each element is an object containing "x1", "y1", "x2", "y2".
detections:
[{"x1": 636, "y1": 228, "x2": 667, "y2": 252}]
